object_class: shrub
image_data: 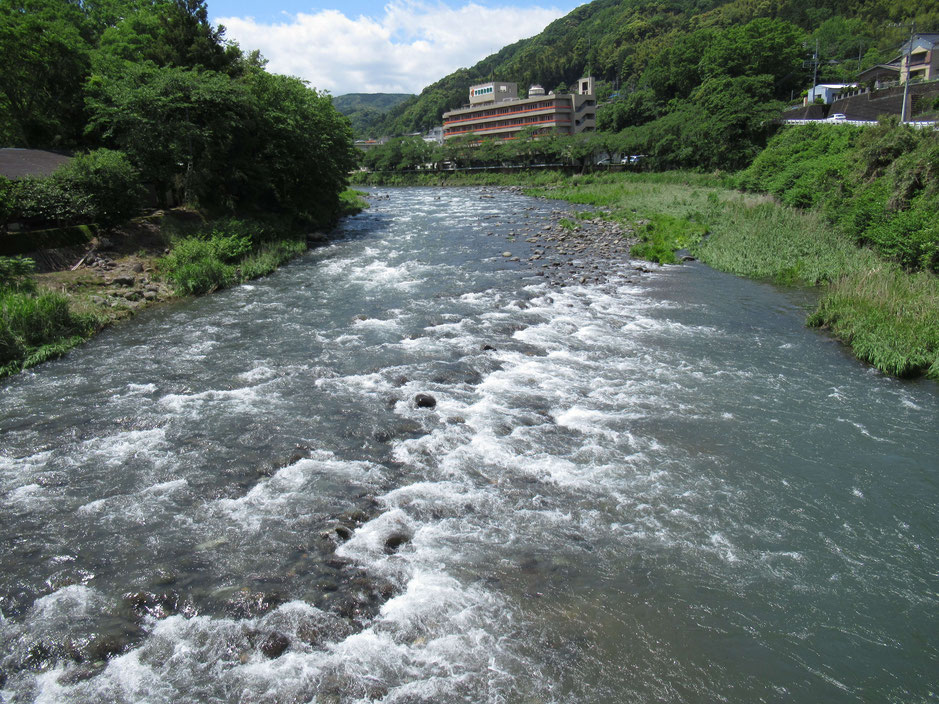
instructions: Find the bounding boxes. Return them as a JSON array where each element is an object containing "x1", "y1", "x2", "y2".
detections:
[
  {"x1": 0, "y1": 176, "x2": 14, "y2": 226},
  {"x1": 53, "y1": 149, "x2": 145, "y2": 226},
  {"x1": 0, "y1": 256, "x2": 37, "y2": 293},
  {"x1": 158, "y1": 234, "x2": 249, "y2": 295},
  {"x1": 10, "y1": 177, "x2": 92, "y2": 227},
  {"x1": 0, "y1": 289, "x2": 93, "y2": 368}
]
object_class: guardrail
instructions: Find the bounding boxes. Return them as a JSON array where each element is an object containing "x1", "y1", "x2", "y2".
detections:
[{"x1": 783, "y1": 119, "x2": 937, "y2": 128}]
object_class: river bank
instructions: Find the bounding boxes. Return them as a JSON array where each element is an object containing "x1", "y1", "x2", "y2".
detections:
[
  {"x1": 359, "y1": 170, "x2": 938, "y2": 380},
  {"x1": 0, "y1": 191, "x2": 369, "y2": 379}
]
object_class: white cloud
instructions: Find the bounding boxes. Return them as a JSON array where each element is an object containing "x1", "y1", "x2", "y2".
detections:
[{"x1": 217, "y1": 0, "x2": 567, "y2": 95}]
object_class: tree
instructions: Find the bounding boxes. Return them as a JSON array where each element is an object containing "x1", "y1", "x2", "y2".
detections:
[
  {"x1": 92, "y1": 0, "x2": 239, "y2": 75},
  {"x1": 85, "y1": 63, "x2": 250, "y2": 205},
  {"x1": 239, "y1": 68, "x2": 356, "y2": 224},
  {"x1": 699, "y1": 18, "x2": 806, "y2": 100},
  {"x1": 0, "y1": 0, "x2": 91, "y2": 146}
]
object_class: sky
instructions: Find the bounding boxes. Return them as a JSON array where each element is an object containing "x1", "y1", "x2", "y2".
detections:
[{"x1": 209, "y1": 0, "x2": 585, "y2": 96}]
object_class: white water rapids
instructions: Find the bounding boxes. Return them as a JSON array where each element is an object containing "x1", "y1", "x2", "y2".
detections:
[{"x1": 0, "y1": 187, "x2": 936, "y2": 703}]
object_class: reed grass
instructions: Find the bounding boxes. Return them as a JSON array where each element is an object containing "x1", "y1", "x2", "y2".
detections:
[
  {"x1": 159, "y1": 224, "x2": 309, "y2": 297},
  {"x1": 808, "y1": 267, "x2": 939, "y2": 379},
  {"x1": 0, "y1": 289, "x2": 97, "y2": 377},
  {"x1": 694, "y1": 197, "x2": 878, "y2": 286}
]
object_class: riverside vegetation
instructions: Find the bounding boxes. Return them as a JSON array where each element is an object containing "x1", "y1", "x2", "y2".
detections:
[
  {"x1": 355, "y1": 121, "x2": 938, "y2": 380},
  {"x1": 0, "y1": 192, "x2": 366, "y2": 379},
  {"x1": 0, "y1": 0, "x2": 360, "y2": 378}
]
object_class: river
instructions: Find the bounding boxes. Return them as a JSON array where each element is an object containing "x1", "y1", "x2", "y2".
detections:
[{"x1": 1, "y1": 187, "x2": 936, "y2": 703}]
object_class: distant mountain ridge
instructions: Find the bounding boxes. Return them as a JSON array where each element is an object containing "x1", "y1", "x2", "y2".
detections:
[
  {"x1": 331, "y1": 93, "x2": 414, "y2": 137},
  {"x1": 373, "y1": 0, "x2": 938, "y2": 137}
]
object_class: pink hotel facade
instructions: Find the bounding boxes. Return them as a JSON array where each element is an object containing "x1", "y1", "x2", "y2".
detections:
[{"x1": 442, "y1": 77, "x2": 597, "y2": 141}]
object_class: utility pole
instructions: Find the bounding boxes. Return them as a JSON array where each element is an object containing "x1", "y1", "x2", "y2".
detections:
[
  {"x1": 803, "y1": 39, "x2": 820, "y2": 104},
  {"x1": 900, "y1": 20, "x2": 916, "y2": 123},
  {"x1": 812, "y1": 39, "x2": 819, "y2": 101}
]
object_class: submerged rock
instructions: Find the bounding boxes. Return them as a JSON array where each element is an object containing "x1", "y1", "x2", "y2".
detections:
[
  {"x1": 259, "y1": 631, "x2": 290, "y2": 659},
  {"x1": 414, "y1": 393, "x2": 436, "y2": 409},
  {"x1": 384, "y1": 531, "x2": 411, "y2": 554}
]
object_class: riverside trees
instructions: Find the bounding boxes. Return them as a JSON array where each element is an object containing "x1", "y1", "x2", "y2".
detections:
[{"x1": 0, "y1": 0, "x2": 356, "y2": 228}]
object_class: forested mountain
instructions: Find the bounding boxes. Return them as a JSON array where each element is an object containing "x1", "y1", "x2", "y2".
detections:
[
  {"x1": 0, "y1": 0, "x2": 356, "y2": 225},
  {"x1": 376, "y1": 0, "x2": 939, "y2": 138},
  {"x1": 332, "y1": 93, "x2": 413, "y2": 137}
]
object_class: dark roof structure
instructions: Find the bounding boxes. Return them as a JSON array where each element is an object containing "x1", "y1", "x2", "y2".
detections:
[
  {"x1": 857, "y1": 63, "x2": 901, "y2": 82},
  {"x1": 0, "y1": 148, "x2": 72, "y2": 180}
]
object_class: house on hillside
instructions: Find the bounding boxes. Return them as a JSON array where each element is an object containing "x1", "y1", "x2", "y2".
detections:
[
  {"x1": 423, "y1": 126, "x2": 444, "y2": 144},
  {"x1": 0, "y1": 148, "x2": 71, "y2": 180},
  {"x1": 857, "y1": 63, "x2": 901, "y2": 89},
  {"x1": 354, "y1": 137, "x2": 388, "y2": 152},
  {"x1": 853, "y1": 33, "x2": 939, "y2": 89},
  {"x1": 900, "y1": 32, "x2": 939, "y2": 83},
  {"x1": 442, "y1": 77, "x2": 596, "y2": 142},
  {"x1": 804, "y1": 84, "x2": 856, "y2": 105}
]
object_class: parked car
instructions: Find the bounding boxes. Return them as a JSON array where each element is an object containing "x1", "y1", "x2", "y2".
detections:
[{"x1": 829, "y1": 113, "x2": 847, "y2": 121}]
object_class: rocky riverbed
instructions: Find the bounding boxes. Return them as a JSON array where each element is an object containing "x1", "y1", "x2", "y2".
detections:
[{"x1": 479, "y1": 187, "x2": 647, "y2": 287}]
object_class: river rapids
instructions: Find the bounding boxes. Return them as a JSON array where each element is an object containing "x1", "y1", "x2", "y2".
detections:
[{"x1": 1, "y1": 187, "x2": 936, "y2": 703}]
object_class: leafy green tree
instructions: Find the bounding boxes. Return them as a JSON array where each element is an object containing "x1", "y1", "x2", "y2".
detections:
[
  {"x1": 93, "y1": 0, "x2": 239, "y2": 75},
  {"x1": 238, "y1": 68, "x2": 356, "y2": 224},
  {"x1": 85, "y1": 63, "x2": 250, "y2": 205},
  {"x1": 688, "y1": 74, "x2": 782, "y2": 170},
  {"x1": 0, "y1": 0, "x2": 91, "y2": 146},
  {"x1": 699, "y1": 18, "x2": 806, "y2": 99},
  {"x1": 54, "y1": 148, "x2": 145, "y2": 225}
]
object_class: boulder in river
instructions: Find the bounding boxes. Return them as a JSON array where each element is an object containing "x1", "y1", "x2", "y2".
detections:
[
  {"x1": 414, "y1": 393, "x2": 436, "y2": 409},
  {"x1": 384, "y1": 531, "x2": 411, "y2": 554},
  {"x1": 260, "y1": 631, "x2": 290, "y2": 659}
]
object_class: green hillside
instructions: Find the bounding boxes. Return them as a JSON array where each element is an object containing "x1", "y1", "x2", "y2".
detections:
[
  {"x1": 376, "y1": 0, "x2": 939, "y2": 137},
  {"x1": 332, "y1": 93, "x2": 414, "y2": 137}
]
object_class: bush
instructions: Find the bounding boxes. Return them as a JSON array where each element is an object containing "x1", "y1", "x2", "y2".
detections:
[
  {"x1": 0, "y1": 176, "x2": 14, "y2": 226},
  {"x1": 158, "y1": 218, "x2": 309, "y2": 296},
  {"x1": 0, "y1": 256, "x2": 37, "y2": 293},
  {"x1": 10, "y1": 177, "x2": 92, "y2": 227},
  {"x1": 158, "y1": 233, "x2": 249, "y2": 295},
  {"x1": 0, "y1": 289, "x2": 93, "y2": 369},
  {"x1": 53, "y1": 149, "x2": 144, "y2": 226},
  {"x1": 3, "y1": 150, "x2": 144, "y2": 230},
  {"x1": 739, "y1": 121, "x2": 939, "y2": 273}
]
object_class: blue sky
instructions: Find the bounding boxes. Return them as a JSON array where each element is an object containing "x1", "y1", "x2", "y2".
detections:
[{"x1": 207, "y1": 0, "x2": 585, "y2": 95}]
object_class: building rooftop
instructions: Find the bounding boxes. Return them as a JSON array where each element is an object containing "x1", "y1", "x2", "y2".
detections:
[{"x1": 0, "y1": 148, "x2": 72, "y2": 180}]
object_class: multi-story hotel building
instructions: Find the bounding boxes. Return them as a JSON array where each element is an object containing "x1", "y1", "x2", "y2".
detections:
[{"x1": 442, "y1": 77, "x2": 597, "y2": 141}]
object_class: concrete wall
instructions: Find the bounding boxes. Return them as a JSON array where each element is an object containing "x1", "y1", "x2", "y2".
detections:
[{"x1": 830, "y1": 81, "x2": 939, "y2": 121}]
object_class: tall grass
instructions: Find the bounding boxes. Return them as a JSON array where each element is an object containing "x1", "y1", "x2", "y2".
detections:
[
  {"x1": 338, "y1": 189, "x2": 370, "y2": 216},
  {"x1": 694, "y1": 197, "x2": 879, "y2": 286},
  {"x1": 0, "y1": 265, "x2": 97, "y2": 377},
  {"x1": 808, "y1": 267, "x2": 939, "y2": 379},
  {"x1": 158, "y1": 219, "x2": 309, "y2": 296}
]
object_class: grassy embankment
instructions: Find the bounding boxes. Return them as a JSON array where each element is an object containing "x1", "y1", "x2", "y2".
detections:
[
  {"x1": 0, "y1": 190, "x2": 369, "y2": 379},
  {"x1": 358, "y1": 148, "x2": 937, "y2": 379}
]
